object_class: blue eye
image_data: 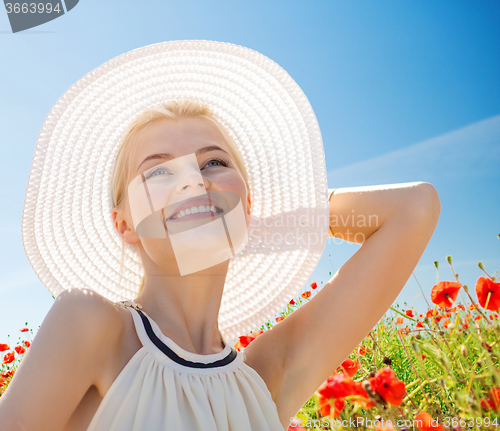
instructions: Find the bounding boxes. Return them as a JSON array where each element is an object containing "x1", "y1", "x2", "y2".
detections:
[
  {"x1": 145, "y1": 168, "x2": 171, "y2": 179},
  {"x1": 204, "y1": 158, "x2": 230, "y2": 169}
]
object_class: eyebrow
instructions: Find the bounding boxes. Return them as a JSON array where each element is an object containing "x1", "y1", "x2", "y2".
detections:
[{"x1": 136, "y1": 145, "x2": 229, "y2": 173}]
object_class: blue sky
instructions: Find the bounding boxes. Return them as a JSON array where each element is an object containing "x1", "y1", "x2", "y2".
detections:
[{"x1": 1, "y1": 0, "x2": 499, "y2": 345}]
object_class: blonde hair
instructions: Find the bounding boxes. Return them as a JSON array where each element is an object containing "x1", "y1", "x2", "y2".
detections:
[{"x1": 111, "y1": 99, "x2": 250, "y2": 295}]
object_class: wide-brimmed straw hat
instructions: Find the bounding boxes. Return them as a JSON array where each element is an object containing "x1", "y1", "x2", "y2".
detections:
[{"x1": 21, "y1": 40, "x2": 330, "y2": 341}]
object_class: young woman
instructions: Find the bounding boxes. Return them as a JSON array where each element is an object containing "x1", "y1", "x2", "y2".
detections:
[{"x1": 0, "y1": 41, "x2": 440, "y2": 431}]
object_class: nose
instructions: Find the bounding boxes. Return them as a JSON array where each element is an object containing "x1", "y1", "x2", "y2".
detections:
[{"x1": 175, "y1": 170, "x2": 209, "y2": 194}]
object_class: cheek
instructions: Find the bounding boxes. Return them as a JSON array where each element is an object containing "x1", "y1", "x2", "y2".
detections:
[
  {"x1": 219, "y1": 172, "x2": 250, "y2": 223},
  {"x1": 209, "y1": 169, "x2": 247, "y2": 196},
  {"x1": 216, "y1": 172, "x2": 248, "y2": 214}
]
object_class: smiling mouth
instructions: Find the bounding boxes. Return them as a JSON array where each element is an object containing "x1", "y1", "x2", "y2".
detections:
[{"x1": 167, "y1": 204, "x2": 223, "y2": 222}]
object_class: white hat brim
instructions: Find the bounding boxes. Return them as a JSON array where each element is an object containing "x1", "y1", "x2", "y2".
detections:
[{"x1": 21, "y1": 40, "x2": 329, "y2": 340}]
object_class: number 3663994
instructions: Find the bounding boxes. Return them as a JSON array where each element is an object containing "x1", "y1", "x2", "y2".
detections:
[{"x1": 5, "y1": 3, "x2": 62, "y2": 14}]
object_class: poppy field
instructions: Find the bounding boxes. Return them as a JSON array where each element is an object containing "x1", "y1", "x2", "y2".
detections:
[
  {"x1": 236, "y1": 252, "x2": 500, "y2": 430},
  {"x1": 1, "y1": 249, "x2": 500, "y2": 431}
]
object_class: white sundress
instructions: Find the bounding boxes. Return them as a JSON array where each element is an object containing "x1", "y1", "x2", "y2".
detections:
[{"x1": 85, "y1": 300, "x2": 285, "y2": 431}]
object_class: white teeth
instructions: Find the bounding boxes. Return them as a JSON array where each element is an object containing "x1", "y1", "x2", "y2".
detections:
[{"x1": 174, "y1": 205, "x2": 220, "y2": 220}]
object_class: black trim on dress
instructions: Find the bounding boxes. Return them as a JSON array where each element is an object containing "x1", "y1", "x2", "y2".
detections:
[{"x1": 135, "y1": 308, "x2": 237, "y2": 368}]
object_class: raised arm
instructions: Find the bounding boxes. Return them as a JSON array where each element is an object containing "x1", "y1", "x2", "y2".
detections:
[
  {"x1": 0, "y1": 288, "x2": 121, "y2": 431},
  {"x1": 327, "y1": 182, "x2": 431, "y2": 243},
  {"x1": 246, "y1": 181, "x2": 440, "y2": 424}
]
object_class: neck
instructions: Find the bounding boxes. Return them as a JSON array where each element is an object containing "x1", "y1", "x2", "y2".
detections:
[{"x1": 133, "y1": 259, "x2": 230, "y2": 355}]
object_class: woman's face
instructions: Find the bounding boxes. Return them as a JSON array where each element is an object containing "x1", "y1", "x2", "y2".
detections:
[{"x1": 115, "y1": 116, "x2": 251, "y2": 274}]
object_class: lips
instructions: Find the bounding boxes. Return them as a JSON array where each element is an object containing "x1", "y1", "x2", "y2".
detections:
[{"x1": 166, "y1": 196, "x2": 223, "y2": 221}]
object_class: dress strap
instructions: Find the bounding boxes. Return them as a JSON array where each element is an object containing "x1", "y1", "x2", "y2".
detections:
[{"x1": 115, "y1": 300, "x2": 143, "y2": 310}]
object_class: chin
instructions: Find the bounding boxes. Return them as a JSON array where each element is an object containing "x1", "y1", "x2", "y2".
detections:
[{"x1": 173, "y1": 235, "x2": 232, "y2": 256}]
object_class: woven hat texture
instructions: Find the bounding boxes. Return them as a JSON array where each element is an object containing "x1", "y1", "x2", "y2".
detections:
[{"x1": 21, "y1": 40, "x2": 329, "y2": 340}]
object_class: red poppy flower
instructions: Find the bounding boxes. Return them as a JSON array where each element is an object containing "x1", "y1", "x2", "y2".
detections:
[
  {"x1": 1, "y1": 370, "x2": 14, "y2": 378},
  {"x1": 310, "y1": 282, "x2": 318, "y2": 290},
  {"x1": 415, "y1": 411, "x2": 445, "y2": 430},
  {"x1": 368, "y1": 367, "x2": 406, "y2": 406},
  {"x1": 430, "y1": 281, "x2": 461, "y2": 308},
  {"x1": 14, "y1": 346, "x2": 26, "y2": 355},
  {"x1": 416, "y1": 321, "x2": 424, "y2": 328},
  {"x1": 480, "y1": 388, "x2": 500, "y2": 412},
  {"x1": 426, "y1": 309, "x2": 438, "y2": 318},
  {"x1": 442, "y1": 319, "x2": 450, "y2": 328},
  {"x1": 475, "y1": 315, "x2": 482, "y2": 321},
  {"x1": 475, "y1": 277, "x2": 500, "y2": 311},
  {"x1": 23, "y1": 341, "x2": 31, "y2": 348},
  {"x1": 20, "y1": 328, "x2": 29, "y2": 333},
  {"x1": 317, "y1": 395, "x2": 330, "y2": 417},
  {"x1": 405, "y1": 310, "x2": 414, "y2": 317},
  {"x1": 481, "y1": 387, "x2": 500, "y2": 412},
  {"x1": 276, "y1": 316, "x2": 285, "y2": 322},
  {"x1": 336, "y1": 357, "x2": 359, "y2": 377},
  {"x1": 234, "y1": 329, "x2": 264, "y2": 351},
  {"x1": 318, "y1": 372, "x2": 355, "y2": 399},
  {"x1": 481, "y1": 397, "x2": 491, "y2": 410},
  {"x1": 301, "y1": 291, "x2": 311, "y2": 299},
  {"x1": 357, "y1": 345, "x2": 368, "y2": 356},
  {"x1": 318, "y1": 395, "x2": 345, "y2": 418},
  {"x1": 351, "y1": 381, "x2": 375, "y2": 408},
  {"x1": 289, "y1": 299, "x2": 295, "y2": 305},
  {"x1": 2, "y1": 352, "x2": 15, "y2": 365},
  {"x1": 395, "y1": 317, "x2": 404, "y2": 325},
  {"x1": 0, "y1": 344, "x2": 10, "y2": 352}
]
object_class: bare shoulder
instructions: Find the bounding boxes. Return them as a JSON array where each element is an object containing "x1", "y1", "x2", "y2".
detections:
[
  {"x1": 56, "y1": 288, "x2": 128, "y2": 380},
  {"x1": 54, "y1": 288, "x2": 125, "y2": 353},
  {"x1": 56, "y1": 287, "x2": 122, "y2": 316},
  {"x1": 60, "y1": 288, "x2": 124, "y2": 325},
  {"x1": 0, "y1": 288, "x2": 124, "y2": 431}
]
